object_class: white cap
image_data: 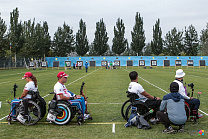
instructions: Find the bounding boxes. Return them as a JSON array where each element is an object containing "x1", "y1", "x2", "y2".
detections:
[{"x1": 175, "y1": 69, "x2": 185, "y2": 78}]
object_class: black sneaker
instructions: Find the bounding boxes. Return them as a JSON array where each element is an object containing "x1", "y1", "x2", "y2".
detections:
[
  {"x1": 178, "y1": 125, "x2": 185, "y2": 133},
  {"x1": 11, "y1": 116, "x2": 17, "y2": 122},
  {"x1": 162, "y1": 126, "x2": 176, "y2": 134}
]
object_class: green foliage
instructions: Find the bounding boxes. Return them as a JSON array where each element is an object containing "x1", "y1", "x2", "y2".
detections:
[
  {"x1": 93, "y1": 18, "x2": 109, "y2": 56},
  {"x1": 20, "y1": 20, "x2": 51, "y2": 58},
  {"x1": 75, "y1": 19, "x2": 89, "y2": 56},
  {"x1": 8, "y1": 8, "x2": 24, "y2": 55},
  {"x1": 143, "y1": 43, "x2": 152, "y2": 56},
  {"x1": 112, "y1": 18, "x2": 128, "y2": 55},
  {"x1": 52, "y1": 22, "x2": 75, "y2": 57},
  {"x1": 151, "y1": 19, "x2": 163, "y2": 56},
  {"x1": 131, "y1": 12, "x2": 145, "y2": 56},
  {"x1": 199, "y1": 23, "x2": 208, "y2": 55},
  {"x1": 184, "y1": 25, "x2": 199, "y2": 56},
  {"x1": 0, "y1": 14, "x2": 8, "y2": 56},
  {"x1": 163, "y1": 27, "x2": 184, "y2": 56}
]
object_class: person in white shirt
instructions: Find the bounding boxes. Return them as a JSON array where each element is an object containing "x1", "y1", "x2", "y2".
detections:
[
  {"x1": 53, "y1": 71, "x2": 90, "y2": 119},
  {"x1": 10, "y1": 72, "x2": 38, "y2": 121},
  {"x1": 173, "y1": 69, "x2": 203, "y2": 118},
  {"x1": 128, "y1": 71, "x2": 161, "y2": 123}
]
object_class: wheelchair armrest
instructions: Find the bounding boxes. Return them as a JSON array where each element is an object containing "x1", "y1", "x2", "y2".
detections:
[
  {"x1": 132, "y1": 100, "x2": 144, "y2": 105},
  {"x1": 126, "y1": 92, "x2": 139, "y2": 99},
  {"x1": 28, "y1": 91, "x2": 39, "y2": 95},
  {"x1": 50, "y1": 92, "x2": 55, "y2": 94}
]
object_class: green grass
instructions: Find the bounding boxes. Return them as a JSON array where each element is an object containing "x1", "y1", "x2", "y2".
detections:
[{"x1": 0, "y1": 67, "x2": 208, "y2": 138}]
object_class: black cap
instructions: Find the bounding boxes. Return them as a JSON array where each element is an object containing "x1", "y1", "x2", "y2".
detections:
[{"x1": 170, "y1": 82, "x2": 179, "y2": 93}]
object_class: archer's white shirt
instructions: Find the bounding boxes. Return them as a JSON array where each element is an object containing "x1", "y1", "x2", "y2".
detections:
[{"x1": 128, "y1": 82, "x2": 147, "y2": 102}]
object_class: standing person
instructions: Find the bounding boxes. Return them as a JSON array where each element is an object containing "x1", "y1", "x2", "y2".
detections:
[
  {"x1": 110, "y1": 61, "x2": 113, "y2": 69},
  {"x1": 64, "y1": 62, "x2": 67, "y2": 71},
  {"x1": 128, "y1": 71, "x2": 161, "y2": 123},
  {"x1": 156, "y1": 82, "x2": 187, "y2": 133},
  {"x1": 85, "y1": 61, "x2": 88, "y2": 73},
  {"x1": 53, "y1": 71, "x2": 90, "y2": 119},
  {"x1": 73, "y1": 62, "x2": 75, "y2": 69},
  {"x1": 10, "y1": 72, "x2": 38, "y2": 121},
  {"x1": 173, "y1": 69, "x2": 203, "y2": 118},
  {"x1": 76, "y1": 62, "x2": 78, "y2": 69}
]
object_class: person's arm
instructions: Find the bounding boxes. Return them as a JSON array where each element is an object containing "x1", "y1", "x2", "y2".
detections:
[
  {"x1": 159, "y1": 100, "x2": 167, "y2": 111},
  {"x1": 179, "y1": 84, "x2": 191, "y2": 99},
  {"x1": 141, "y1": 91, "x2": 160, "y2": 100},
  {"x1": 58, "y1": 94, "x2": 80, "y2": 100},
  {"x1": 19, "y1": 90, "x2": 29, "y2": 99}
]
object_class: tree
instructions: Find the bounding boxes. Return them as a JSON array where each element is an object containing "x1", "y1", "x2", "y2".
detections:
[
  {"x1": 0, "y1": 14, "x2": 8, "y2": 56},
  {"x1": 40, "y1": 21, "x2": 51, "y2": 58},
  {"x1": 112, "y1": 18, "x2": 128, "y2": 55},
  {"x1": 52, "y1": 22, "x2": 75, "y2": 57},
  {"x1": 163, "y1": 27, "x2": 183, "y2": 56},
  {"x1": 199, "y1": 23, "x2": 208, "y2": 55},
  {"x1": 184, "y1": 25, "x2": 198, "y2": 56},
  {"x1": 88, "y1": 43, "x2": 97, "y2": 56},
  {"x1": 93, "y1": 18, "x2": 109, "y2": 56},
  {"x1": 21, "y1": 19, "x2": 36, "y2": 56},
  {"x1": 151, "y1": 19, "x2": 163, "y2": 55},
  {"x1": 143, "y1": 43, "x2": 152, "y2": 56},
  {"x1": 131, "y1": 12, "x2": 145, "y2": 56},
  {"x1": 8, "y1": 8, "x2": 24, "y2": 56},
  {"x1": 75, "y1": 19, "x2": 89, "y2": 56}
]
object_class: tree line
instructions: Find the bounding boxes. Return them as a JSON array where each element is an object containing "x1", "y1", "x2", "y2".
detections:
[{"x1": 1, "y1": 7, "x2": 208, "y2": 59}]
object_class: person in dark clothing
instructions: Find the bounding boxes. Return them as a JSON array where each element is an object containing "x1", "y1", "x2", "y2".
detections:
[{"x1": 156, "y1": 82, "x2": 187, "y2": 133}]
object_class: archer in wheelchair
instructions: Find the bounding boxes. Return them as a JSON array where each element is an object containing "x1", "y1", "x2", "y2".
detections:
[
  {"x1": 7, "y1": 72, "x2": 46, "y2": 125},
  {"x1": 173, "y1": 69, "x2": 203, "y2": 123},
  {"x1": 121, "y1": 71, "x2": 161, "y2": 124},
  {"x1": 47, "y1": 71, "x2": 92, "y2": 125}
]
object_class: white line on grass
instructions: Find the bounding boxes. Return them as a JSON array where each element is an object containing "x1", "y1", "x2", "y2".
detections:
[
  {"x1": 0, "y1": 81, "x2": 12, "y2": 85},
  {"x1": 0, "y1": 72, "x2": 26, "y2": 77},
  {"x1": 0, "y1": 71, "x2": 57, "y2": 85},
  {"x1": 0, "y1": 115, "x2": 8, "y2": 121},
  {"x1": 124, "y1": 69, "x2": 208, "y2": 116}
]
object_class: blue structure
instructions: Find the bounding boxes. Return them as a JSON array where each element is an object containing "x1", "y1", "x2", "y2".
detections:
[{"x1": 45, "y1": 56, "x2": 208, "y2": 67}]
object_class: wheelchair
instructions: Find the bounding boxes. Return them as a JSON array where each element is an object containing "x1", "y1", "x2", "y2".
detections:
[
  {"x1": 184, "y1": 83, "x2": 200, "y2": 124},
  {"x1": 121, "y1": 91, "x2": 155, "y2": 122},
  {"x1": 47, "y1": 82, "x2": 92, "y2": 126},
  {"x1": 7, "y1": 85, "x2": 46, "y2": 126}
]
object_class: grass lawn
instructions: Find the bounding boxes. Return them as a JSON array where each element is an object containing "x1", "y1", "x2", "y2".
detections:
[{"x1": 0, "y1": 67, "x2": 207, "y2": 138}]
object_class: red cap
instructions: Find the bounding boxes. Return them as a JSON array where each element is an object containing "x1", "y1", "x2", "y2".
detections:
[
  {"x1": 22, "y1": 72, "x2": 33, "y2": 79},
  {"x1": 57, "y1": 71, "x2": 69, "y2": 78}
]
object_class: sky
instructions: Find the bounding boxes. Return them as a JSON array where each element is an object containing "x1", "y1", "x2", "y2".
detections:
[{"x1": 0, "y1": 0, "x2": 208, "y2": 46}]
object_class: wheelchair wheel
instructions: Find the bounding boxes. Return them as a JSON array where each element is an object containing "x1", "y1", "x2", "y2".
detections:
[
  {"x1": 185, "y1": 103, "x2": 190, "y2": 121},
  {"x1": 53, "y1": 101, "x2": 72, "y2": 125},
  {"x1": 125, "y1": 103, "x2": 150, "y2": 122},
  {"x1": 121, "y1": 100, "x2": 131, "y2": 121},
  {"x1": 36, "y1": 97, "x2": 46, "y2": 120},
  {"x1": 16, "y1": 100, "x2": 41, "y2": 126}
]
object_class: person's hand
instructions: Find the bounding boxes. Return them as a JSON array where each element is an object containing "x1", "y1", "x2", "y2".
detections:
[
  {"x1": 190, "y1": 97, "x2": 194, "y2": 100},
  {"x1": 156, "y1": 97, "x2": 161, "y2": 100},
  {"x1": 75, "y1": 95, "x2": 81, "y2": 99}
]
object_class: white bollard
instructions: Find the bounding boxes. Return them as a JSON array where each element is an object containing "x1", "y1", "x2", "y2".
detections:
[{"x1": 0, "y1": 101, "x2": 2, "y2": 108}]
